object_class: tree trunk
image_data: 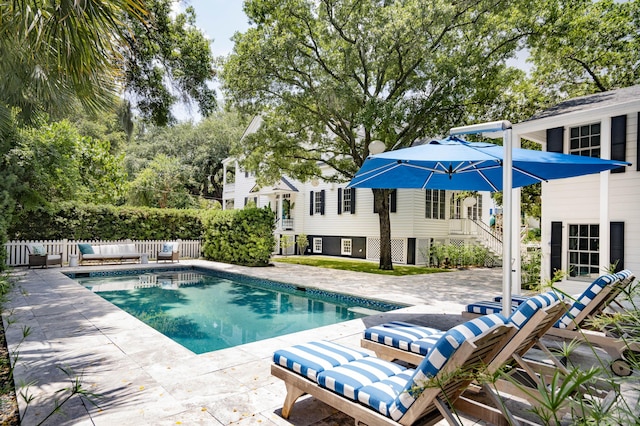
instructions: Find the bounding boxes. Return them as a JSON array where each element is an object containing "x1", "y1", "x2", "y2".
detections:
[{"x1": 373, "y1": 188, "x2": 393, "y2": 270}]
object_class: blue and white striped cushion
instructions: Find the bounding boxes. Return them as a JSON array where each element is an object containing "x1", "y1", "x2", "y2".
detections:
[
  {"x1": 363, "y1": 321, "x2": 443, "y2": 355},
  {"x1": 272, "y1": 341, "x2": 370, "y2": 381},
  {"x1": 615, "y1": 269, "x2": 634, "y2": 283},
  {"x1": 554, "y1": 273, "x2": 618, "y2": 329},
  {"x1": 493, "y1": 295, "x2": 528, "y2": 305},
  {"x1": 509, "y1": 291, "x2": 562, "y2": 329},
  {"x1": 317, "y1": 357, "x2": 407, "y2": 400},
  {"x1": 357, "y1": 370, "x2": 416, "y2": 416},
  {"x1": 465, "y1": 300, "x2": 506, "y2": 315},
  {"x1": 387, "y1": 314, "x2": 509, "y2": 421}
]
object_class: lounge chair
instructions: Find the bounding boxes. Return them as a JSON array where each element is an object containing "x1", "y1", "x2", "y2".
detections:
[
  {"x1": 157, "y1": 241, "x2": 180, "y2": 263},
  {"x1": 271, "y1": 314, "x2": 514, "y2": 425},
  {"x1": 26, "y1": 243, "x2": 62, "y2": 268},
  {"x1": 463, "y1": 270, "x2": 639, "y2": 376}
]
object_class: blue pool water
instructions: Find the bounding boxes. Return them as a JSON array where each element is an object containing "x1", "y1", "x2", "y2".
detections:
[{"x1": 70, "y1": 267, "x2": 404, "y2": 354}]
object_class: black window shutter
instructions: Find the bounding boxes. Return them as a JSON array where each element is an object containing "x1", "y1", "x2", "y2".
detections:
[
  {"x1": 611, "y1": 115, "x2": 627, "y2": 173},
  {"x1": 350, "y1": 189, "x2": 356, "y2": 214},
  {"x1": 244, "y1": 197, "x2": 248, "y2": 206},
  {"x1": 337, "y1": 188, "x2": 343, "y2": 214},
  {"x1": 309, "y1": 191, "x2": 314, "y2": 216},
  {"x1": 547, "y1": 127, "x2": 564, "y2": 153},
  {"x1": 390, "y1": 190, "x2": 397, "y2": 213},
  {"x1": 610, "y1": 222, "x2": 625, "y2": 271},
  {"x1": 550, "y1": 221, "x2": 563, "y2": 278},
  {"x1": 320, "y1": 190, "x2": 325, "y2": 215},
  {"x1": 253, "y1": 197, "x2": 258, "y2": 205}
]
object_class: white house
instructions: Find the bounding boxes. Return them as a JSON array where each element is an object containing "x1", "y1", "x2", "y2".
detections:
[
  {"x1": 513, "y1": 85, "x2": 640, "y2": 286},
  {"x1": 222, "y1": 117, "x2": 498, "y2": 265}
]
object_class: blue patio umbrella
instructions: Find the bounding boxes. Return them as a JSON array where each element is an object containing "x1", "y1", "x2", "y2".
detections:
[
  {"x1": 348, "y1": 134, "x2": 630, "y2": 314},
  {"x1": 348, "y1": 136, "x2": 629, "y2": 191}
]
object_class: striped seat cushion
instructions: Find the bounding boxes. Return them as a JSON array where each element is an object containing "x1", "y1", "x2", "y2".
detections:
[
  {"x1": 363, "y1": 321, "x2": 444, "y2": 355},
  {"x1": 555, "y1": 273, "x2": 618, "y2": 329},
  {"x1": 465, "y1": 300, "x2": 507, "y2": 315},
  {"x1": 272, "y1": 341, "x2": 371, "y2": 381},
  {"x1": 386, "y1": 314, "x2": 509, "y2": 421},
  {"x1": 317, "y1": 357, "x2": 407, "y2": 400},
  {"x1": 357, "y1": 370, "x2": 416, "y2": 417},
  {"x1": 493, "y1": 295, "x2": 529, "y2": 305}
]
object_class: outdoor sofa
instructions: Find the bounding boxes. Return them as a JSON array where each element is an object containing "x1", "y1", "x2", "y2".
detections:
[{"x1": 78, "y1": 242, "x2": 142, "y2": 265}]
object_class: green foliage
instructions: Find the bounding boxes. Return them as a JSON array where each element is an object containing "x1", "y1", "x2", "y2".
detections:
[
  {"x1": 8, "y1": 202, "x2": 204, "y2": 241},
  {"x1": 525, "y1": 0, "x2": 640, "y2": 99},
  {"x1": 423, "y1": 242, "x2": 492, "y2": 268},
  {"x1": 126, "y1": 154, "x2": 196, "y2": 209},
  {"x1": 279, "y1": 235, "x2": 294, "y2": 256},
  {"x1": 201, "y1": 207, "x2": 276, "y2": 266},
  {"x1": 296, "y1": 233, "x2": 310, "y2": 255},
  {"x1": 121, "y1": 0, "x2": 216, "y2": 125},
  {"x1": 0, "y1": 0, "x2": 147, "y2": 129},
  {"x1": 6, "y1": 120, "x2": 127, "y2": 208},
  {"x1": 521, "y1": 246, "x2": 542, "y2": 290},
  {"x1": 125, "y1": 111, "x2": 247, "y2": 202}
]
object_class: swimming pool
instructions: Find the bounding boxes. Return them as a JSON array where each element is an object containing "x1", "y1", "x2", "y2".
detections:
[{"x1": 69, "y1": 267, "x2": 404, "y2": 354}]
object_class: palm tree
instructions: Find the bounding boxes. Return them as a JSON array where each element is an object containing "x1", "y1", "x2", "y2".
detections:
[{"x1": 0, "y1": 0, "x2": 147, "y2": 129}]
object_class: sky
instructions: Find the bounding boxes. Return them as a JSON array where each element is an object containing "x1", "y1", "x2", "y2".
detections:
[{"x1": 184, "y1": 1, "x2": 251, "y2": 57}]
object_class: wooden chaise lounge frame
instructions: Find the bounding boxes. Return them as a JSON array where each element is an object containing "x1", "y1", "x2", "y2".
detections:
[
  {"x1": 462, "y1": 272, "x2": 639, "y2": 376},
  {"x1": 271, "y1": 323, "x2": 513, "y2": 426},
  {"x1": 361, "y1": 300, "x2": 571, "y2": 425}
]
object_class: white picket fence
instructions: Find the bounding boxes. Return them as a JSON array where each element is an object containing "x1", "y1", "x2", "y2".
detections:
[{"x1": 4, "y1": 239, "x2": 202, "y2": 267}]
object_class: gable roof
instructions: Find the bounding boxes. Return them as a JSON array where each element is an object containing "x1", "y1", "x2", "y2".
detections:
[
  {"x1": 526, "y1": 85, "x2": 640, "y2": 122},
  {"x1": 250, "y1": 177, "x2": 299, "y2": 194}
]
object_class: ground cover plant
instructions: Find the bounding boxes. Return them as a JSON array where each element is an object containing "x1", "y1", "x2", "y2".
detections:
[{"x1": 273, "y1": 255, "x2": 450, "y2": 276}]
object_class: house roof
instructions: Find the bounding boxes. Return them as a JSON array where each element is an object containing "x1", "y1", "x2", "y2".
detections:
[
  {"x1": 250, "y1": 177, "x2": 299, "y2": 194},
  {"x1": 525, "y1": 85, "x2": 640, "y2": 122}
]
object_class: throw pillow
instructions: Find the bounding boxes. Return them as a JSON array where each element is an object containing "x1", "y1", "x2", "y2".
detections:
[
  {"x1": 30, "y1": 244, "x2": 46, "y2": 255},
  {"x1": 162, "y1": 243, "x2": 173, "y2": 253},
  {"x1": 78, "y1": 243, "x2": 94, "y2": 255}
]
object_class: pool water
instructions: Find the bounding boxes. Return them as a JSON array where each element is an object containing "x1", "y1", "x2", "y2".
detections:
[{"x1": 74, "y1": 268, "x2": 402, "y2": 354}]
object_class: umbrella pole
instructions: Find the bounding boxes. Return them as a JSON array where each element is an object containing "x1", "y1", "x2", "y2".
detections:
[
  {"x1": 502, "y1": 128, "x2": 513, "y2": 315},
  {"x1": 450, "y1": 120, "x2": 513, "y2": 315}
]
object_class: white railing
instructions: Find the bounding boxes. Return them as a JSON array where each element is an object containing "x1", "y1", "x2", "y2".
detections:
[{"x1": 4, "y1": 239, "x2": 202, "y2": 267}]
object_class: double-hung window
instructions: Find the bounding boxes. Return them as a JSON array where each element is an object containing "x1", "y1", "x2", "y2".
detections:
[
  {"x1": 426, "y1": 190, "x2": 446, "y2": 219},
  {"x1": 568, "y1": 224, "x2": 599, "y2": 279}
]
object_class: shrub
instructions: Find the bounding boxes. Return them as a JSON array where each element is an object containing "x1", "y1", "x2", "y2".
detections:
[
  {"x1": 201, "y1": 207, "x2": 275, "y2": 266},
  {"x1": 8, "y1": 202, "x2": 204, "y2": 241}
]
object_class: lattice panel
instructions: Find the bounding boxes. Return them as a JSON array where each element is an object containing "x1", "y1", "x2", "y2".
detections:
[
  {"x1": 367, "y1": 238, "x2": 405, "y2": 264},
  {"x1": 450, "y1": 239, "x2": 465, "y2": 248}
]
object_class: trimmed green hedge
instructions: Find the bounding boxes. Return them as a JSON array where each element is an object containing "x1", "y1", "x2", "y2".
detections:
[
  {"x1": 201, "y1": 207, "x2": 275, "y2": 266},
  {"x1": 8, "y1": 202, "x2": 205, "y2": 241}
]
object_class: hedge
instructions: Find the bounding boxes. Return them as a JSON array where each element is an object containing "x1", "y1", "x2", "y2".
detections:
[
  {"x1": 201, "y1": 207, "x2": 275, "y2": 267},
  {"x1": 8, "y1": 202, "x2": 205, "y2": 241}
]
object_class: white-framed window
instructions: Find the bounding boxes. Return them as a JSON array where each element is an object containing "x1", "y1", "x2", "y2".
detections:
[
  {"x1": 341, "y1": 238, "x2": 352, "y2": 256},
  {"x1": 426, "y1": 189, "x2": 446, "y2": 219},
  {"x1": 342, "y1": 188, "x2": 352, "y2": 212},
  {"x1": 314, "y1": 191, "x2": 323, "y2": 214},
  {"x1": 568, "y1": 224, "x2": 599, "y2": 279},
  {"x1": 313, "y1": 238, "x2": 323, "y2": 253},
  {"x1": 569, "y1": 123, "x2": 600, "y2": 158}
]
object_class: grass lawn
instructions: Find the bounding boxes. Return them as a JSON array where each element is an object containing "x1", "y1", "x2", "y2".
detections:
[{"x1": 273, "y1": 255, "x2": 451, "y2": 276}]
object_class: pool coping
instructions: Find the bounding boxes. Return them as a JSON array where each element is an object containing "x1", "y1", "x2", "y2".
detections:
[{"x1": 4, "y1": 259, "x2": 505, "y2": 425}]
